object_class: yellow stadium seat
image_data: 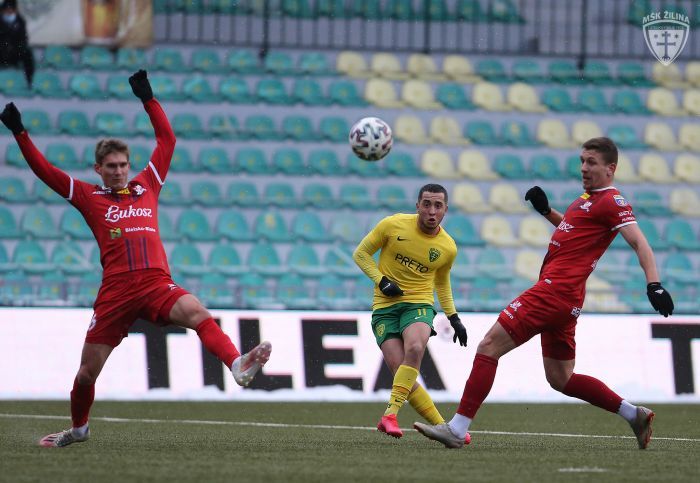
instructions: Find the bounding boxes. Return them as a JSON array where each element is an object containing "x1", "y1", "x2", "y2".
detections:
[
  {"x1": 370, "y1": 53, "x2": 411, "y2": 80},
  {"x1": 537, "y1": 119, "x2": 575, "y2": 148},
  {"x1": 401, "y1": 79, "x2": 442, "y2": 109},
  {"x1": 472, "y1": 82, "x2": 511, "y2": 111},
  {"x1": 420, "y1": 149, "x2": 460, "y2": 179},
  {"x1": 452, "y1": 183, "x2": 493, "y2": 213},
  {"x1": 507, "y1": 82, "x2": 547, "y2": 113},
  {"x1": 365, "y1": 78, "x2": 405, "y2": 108},
  {"x1": 682, "y1": 90, "x2": 700, "y2": 116},
  {"x1": 571, "y1": 120, "x2": 603, "y2": 145},
  {"x1": 518, "y1": 216, "x2": 551, "y2": 247},
  {"x1": 394, "y1": 114, "x2": 430, "y2": 144},
  {"x1": 674, "y1": 154, "x2": 700, "y2": 183},
  {"x1": 514, "y1": 249, "x2": 544, "y2": 280},
  {"x1": 679, "y1": 124, "x2": 700, "y2": 152},
  {"x1": 481, "y1": 215, "x2": 522, "y2": 247},
  {"x1": 336, "y1": 51, "x2": 371, "y2": 77},
  {"x1": 614, "y1": 153, "x2": 641, "y2": 183},
  {"x1": 638, "y1": 153, "x2": 677, "y2": 183},
  {"x1": 406, "y1": 53, "x2": 447, "y2": 81},
  {"x1": 669, "y1": 188, "x2": 700, "y2": 216},
  {"x1": 651, "y1": 63, "x2": 690, "y2": 89},
  {"x1": 442, "y1": 55, "x2": 481, "y2": 83},
  {"x1": 686, "y1": 61, "x2": 700, "y2": 87},
  {"x1": 647, "y1": 88, "x2": 686, "y2": 116},
  {"x1": 457, "y1": 150, "x2": 500, "y2": 180},
  {"x1": 429, "y1": 116, "x2": 470, "y2": 146},
  {"x1": 585, "y1": 276, "x2": 628, "y2": 312},
  {"x1": 489, "y1": 183, "x2": 530, "y2": 214},
  {"x1": 644, "y1": 122, "x2": 678, "y2": 151}
]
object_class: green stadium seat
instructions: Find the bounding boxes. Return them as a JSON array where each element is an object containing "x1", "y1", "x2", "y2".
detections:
[
  {"x1": 70, "y1": 272, "x2": 101, "y2": 306},
  {"x1": 577, "y1": 88, "x2": 610, "y2": 113},
  {"x1": 22, "y1": 109, "x2": 53, "y2": 135},
  {"x1": 346, "y1": 153, "x2": 385, "y2": 179},
  {"x1": 618, "y1": 62, "x2": 654, "y2": 87},
  {"x1": 292, "y1": 212, "x2": 331, "y2": 242},
  {"x1": 94, "y1": 112, "x2": 132, "y2": 137},
  {"x1": 424, "y1": 0, "x2": 451, "y2": 21},
  {"x1": 443, "y1": 215, "x2": 483, "y2": 245},
  {"x1": 208, "y1": 114, "x2": 242, "y2": 140},
  {"x1": 264, "y1": 182, "x2": 297, "y2": 207},
  {"x1": 0, "y1": 242, "x2": 16, "y2": 271},
  {"x1": 116, "y1": 48, "x2": 147, "y2": 71},
  {"x1": 58, "y1": 110, "x2": 93, "y2": 136},
  {"x1": 177, "y1": 209, "x2": 215, "y2": 241},
  {"x1": 154, "y1": 48, "x2": 189, "y2": 72},
  {"x1": 272, "y1": 148, "x2": 307, "y2": 175},
  {"x1": 282, "y1": 115, "x2": 316, "y2": 141},
  {"x1": 664, "y1": 252, "x2": 699, "y2": 285},
  {"x1": 638, "y1": 219, "x2": 668, "y2": 251},
  {"x1": 0, "y1": 271, "x2": 32, "y2": 304},
  {"x1": 198, "y1": 147, "x2": 231, "y2": 173},
  {"x1": 387, "y1": 0, "x2": 415, "y2": 19},
  {"x1": 244, "y1": 115, "x2": 280, "y2": 140},
  {"x1": 329, "y1": 214, "x2": 364, "y2": 244},
  {"x1": 227, "y1": 50, "x2": 263, "y2": 74},
  {"x1": 0, "y1": 176, "x2": 32, "y2": 203},
  {"x1": 548, "y1": 60, "x2": 585, "y2": 85},
  {"x1": 32, "y1": 179, "x2": 65, "y2": 205},
  {"x1": 612, "y1": 90, "x2": 652, "y2": 115},
  {"x1": 298, "y1": 52, "x2": 335, "y2": 76},
  {"x1": 435, "y1": 83, "x2": 476, "y2": 109},
  {"x1": 60, "y1": 208, "x2": 92, "y2": 240},
  {"x1": 227, "y1": 181, "x2": 259, "y2": 207},
  {"x1": 106, "y1": 74, "x2": 133, "y2": 100},
  {"x1": 320, "y1": 116, "x2": 350, "y2": 143},
  {"x1": 247, "y1": 243, "x2": 285, "y2": 276},
  {"x1": 158, "y1": 211, "x2": 178, "y2": 242},
  {"x1": 664, "y1": 219, "x2": 700, "y2": 250},
  {"x1": 277, "y1": 272, "x2": 315, "y2": 310},
  {"x1": 542, "y1": 87, "x2": 578, "y2": 112},
  {"x1": 489, "y1": 0, "x2": 525, "y2": 23},
  {"x1": 301, "y1": 183, "x2": 336, "y2": 209},
  {"x1": 254, "y1": 210, "x2": 292, "y2": 242},
  {"x1": 583, "y1": 61, "x2": 616, "y2": 85},
  {"x1": 451, "y1": 250, "x2": 474, "y2": 281},
  {"x1": 384, "y1": 151, "x2": 421, "y2": 177},
  {"x1": 215, "y1": 211, "x2": 253, "y2": 241},
  {"x1": 287, "y1": 244, "x2": 324, "y2": 277},
  {"x1": 13, "y1": 240, "x2": 53, "y2": 273},
  {"x1": 465, "y1": 120, "x2": 499, "y2": 145},
  {"x1": 317, "y1": 273, "x2": 356, "y2": 310},
  {"x1": 282, "y1": 0, "x2": 315, "y2": 18},
  {"x1": 133, "y1": 112, "x2": 154, "y2": 137},
  {"x1": 627, "y1": 0, "x2": 651, "y2": 25},
  {"x1": 190, "y1": 180, "x2": 224, "y2": 207},
  {"x1": 80, "y1": 46, "x2": 114, "y2": 70},
  {"x1": 191, "y1": 48, "x2": 225, "y2": 73},
  {"x1": 324, "y1": 245, "x2": 358, "y2": 278},
  {"x1": 5, "y1": 144, "x2": 25, "y2": 168},
  {"x1": 69, "y1": 73, "x2": 104, "y2": 99},
  {"x1": 32, "y1": 72, "x2": 69, "y2": 98},
  {"x1": 42, "y1": 45, "x2": 75, "y2": 70},
  {"x1": 38, "y1": 272, "x2": 66, "y2": 302},
  {"x1": 256, "y1": 78, "x2": 293, "y2": 105},
  {"x1": 183, "y1": 76, "x2": 220, "y2": 103},
  {"x1": 149, "y1": 75, "x2": 184, "y2": 101},
  {"x1": 340, "y1": 183, "x2": 373, "y2": 210},
  {"x1": 329, "y1": 80, "x2": 368, "y2": 106},
  {"x1": 475, "y1": 247, "x2": 513, "y2": 280},
  {"x1": 219, "y1": 77, "x2": 255, "y2": 104},
  {"x1": 52, "y1": 241, "x2": 92, "y2": 275},
  {"x1": 317, "y1": 0, "x2": 348, "y2": 18},
  {"x1": 308, "y1": 150, "x2": 344, "y2": 176},
  {"x1": 512, "y1": 59, "x2": 545, "y2": 83},
  {"x1": 45, "y1": 143, "x2": 80, "y2": 170},
  {"x1": 170, "y1": 243, "x2": 207, "y2": 276},
  {"x1": 264, "y1": 51, "x2": 297, "y2": 76},
  {"x1": 376, "y1": 185, "x2": 411, "y2": 211},
  {"x1": 170, "y1": 146, "x2": 195, "y2": 172},
  {"x1": 197, "y1": 273, "x2": 234, "y2": 308},
  {"x1": 0, "y1": 206, "x2": 20, "y2": 238},
  {"x1": 594, "y1": 252, "x2": 629, "y2": 283},
  {"x1": 493, "y1": 153, "x2": 527, "y2": 178},
  {"x1": 209, "y1": 244, "x2": 246, "y2": 276},
  {"x1": 293, "y1": 78, "x2": 330, "y2": 106},
  {"x1": 239, "y1": 272, "x2": 281, "y2": 310},
  {"x1": 457, "y1": 0, "x2": 487, "y2": 21},
  {"x1": 236, "y1": 148, "x2": 268, "y2": 174},
  {"x1": 353, "y1": 0, "x2": 383, "y2": 19},
  {"x1": 500, "y1": 121, "x2": 538, "y2": 146},
  {"x1": 476, "y1": 59, "x2": 509, "y2": 83},
  {"x1": 125, "y1": 145, "x2": 150, "y2": 171},
  {"x1": 565, "y1": 155, "x2": 582, "y2": 180},
  {"x1": 608, "y1": 124, "x2": 647, "y2": 150},
  {"x1": 529, "y1": 154, "x2": 562, "y2": 180},
  {"x1": 172, "y1": 113, "x2": 206, "y2": 139}
]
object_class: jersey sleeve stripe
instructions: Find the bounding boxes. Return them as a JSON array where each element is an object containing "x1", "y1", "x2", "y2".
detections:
[
  {"x1": 611, "y1": 220, "x2": 637, "y2": 231},
  {"x1": 66, "y1": 177, "x2": 74, "y2": 201},
  {"x1": 148, "y1": 161, "x2": 164, "y2": 186}
]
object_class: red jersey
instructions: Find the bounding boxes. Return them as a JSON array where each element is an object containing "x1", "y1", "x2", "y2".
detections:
[
  {"x1": 539, "y1": 186, "x2": 636, "y2": 304},
  {"x1": 15, "y1": 99, "x2": 176, "y2": 279}
]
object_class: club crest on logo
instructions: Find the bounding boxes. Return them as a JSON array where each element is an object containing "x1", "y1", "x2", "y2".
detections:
[
  {"x1": 642, "y1": 11, "x2": 690, "y2": 66},
  {"x1": 429, "y1": 248, "x2": 440, "y2": 262},
  {"x1": 375, "y1": 324, "x2": 385, "y2": 337},
  {"x1": 613, "y1": 194, "x2": 628, "y2": 207}
]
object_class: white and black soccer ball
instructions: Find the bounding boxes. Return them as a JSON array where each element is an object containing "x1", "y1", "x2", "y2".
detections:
[{"x1": 348, "y1": 116, "x2": 393, "y2": 161}]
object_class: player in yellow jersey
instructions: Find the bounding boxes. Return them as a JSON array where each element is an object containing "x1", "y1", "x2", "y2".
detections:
[{"x1": 353, "y1": 183, "x2": 468, "y2": 439}]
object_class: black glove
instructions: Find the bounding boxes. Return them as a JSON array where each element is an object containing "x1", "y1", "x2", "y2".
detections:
[
  {"x1": 378, "y1": 276, "x2": 403, "y2": 297},
  {"x1": 449, "y1": 313, "x2": 468, "y2": 347},
  {"x1": 129, "y1": 69, "x2": 153, "y2": 103},
  {"x1": 647, "y1": 282, "x2": 674, "y2": 317},
  {"x1": 525, "y1": 186, "x2": 551, "y2": 216},
  {"x1": 0, "y1": 102, "x2": 25, "y2": 135}
]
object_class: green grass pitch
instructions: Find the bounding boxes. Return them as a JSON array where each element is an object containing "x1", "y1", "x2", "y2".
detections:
[{"x1": 1, "y1": 401, "x2": 699, "y2": 482}]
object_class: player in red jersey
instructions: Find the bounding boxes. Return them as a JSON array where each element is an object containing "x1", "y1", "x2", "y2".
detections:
[
  {"x1": 0, "y1": 70, "x2": 272, "y2": 448},
  {"x1": 414, "y1": 137, "x2": 674, "y2": 450}
]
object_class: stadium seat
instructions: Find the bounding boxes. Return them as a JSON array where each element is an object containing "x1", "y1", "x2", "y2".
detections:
[
  {"x1": 177, "y1": 209, "x2": 215, "y2": 241},
  {"x1": 182, "y1": 76, "x2": 220, "y2": 103},
  {"x1": 329, "y1": 80, "x2": 368, "y2": 106},
  {"x1": 256, "y1": 78, "x2": 293, "y2": 105},
  {"x1": 0, "y1": 271, "x2": 31, "y2": 305},
  {"x1": 365, "y1": 78, "x2": 405, "y2": 108},
  {"x1": 22, "y1": 109, "x2": 53, "y2": 135},
  {"x1": 215, "y1": 211, "x2": 253, "y2": 241},
  {"x1": 0, "y1": 176, "x2": 32, "y2": 203},
  {"x1": 456, "y1": 0, "x2": 488, "y2": 21},
  {"x1": 370, "y1": 53, "x2": 410, "y2": 80},
  {"x1": 219, "y1": 77, "x2": 255, "y2": 104},
  {"x1": 13, "y1": 240, "x2": 53, "y2": 274},
  {"x1": 608, "y1": 124, "x2": 647, "y2": 150},
  {"x1": 429, "y1": 116, "x2": 471, "y2": 146},
  {"x1": 443, "y1": 215, "x2": 483, "y2": 246},
  {"x1": 614, "y1": 153, "x2": 641, "y2": 183},
  {"x1": 394, "y1": 114, "x2": 430, "y2": 144},
  {"x1": 507, "y1": 82, "x2": 547, "y2": 112},
  {"x1": 273, "y1": 148, "x2": 308, "y2": 175},
  {"x1": 0, "y1": 70, "x2": 30, "y2": 97},
  {"x1": 149, "y1": 75, "x2": 184, "y2": 101},
  {"x1": 638, "y1": 154, "x2": 676, "y2": 183},
  {"x1": 644, "y1": 122, "x2": 678, "y2": 151},
  {"x1": 475, "y1": 248, "x2": 513, "y2": 281},
  {"x1": 277, "y1": 272, "x2": 315, "y2": 310},
  {"x1": 0, "y1": 206, "x2": 20, "y2": 239},
  {"x1": 493, "y1": 153, "x2": 527, "y2": 178},
  {"x1": 42, "y1": 45, "x2": 75, "y2": 70},
  {"x1": 69, "y1": 73, "x2": 103, "y2": 99},
  {"x1": 407, "y1": 53, "x2": 447, "y2": 81},
  {"x1": 159, "y1": 180, "x2": 185, "y2": 206},
  {"x1": 245, "y1": 115, "x2": 280, "y2": 140},
  {"x1": 500, "y1": 121, "x2": 539, "y2": 146},
  {"x1": 514, "y1": 249, "x2": 544, "y2": 281},
  {"x1": 442, "y1": 55, "x2": 481, "y2": 83},
  {"x1": 401, "y1": 79, "x2": 442, "y2": 109},
  {"x1": 612, "y1": 89, "x2": 651, "y2": 115},
  {"x1": 481, "y1": 215, "x2": 521, "y2": 247},
  {"x1": 106, "y1": 74, "x2": 132, "y2": 100},
  {"x1": 647, "y1": 88, "x2": 686, "y2": 116},
  {"x1": 452, "y1": 183, "x2": 493, "y2": 213},
  {"x1": 190, "y1": 180, "x2": 224, "y2": 207},
  {"x1": 329, "y1": 214, "x2": 364, "y2": 244},
  {"x1": 571, "y1": 120, "x2": 603, "y2": 145},
  {"x1": 577, "y1": 88, "x2": 610, "y2": 113},
  {"x1": 583, "y1": 60, "x2": 616, "y2": 85},
  {"x1": 116, "y1": 48, "x2": 147, "y2": 71},
  {"x1": 208, "y1": 114, "x2": 242, "y2": 140},
  {"x1": 281, "y1": 115, "x2": 316, "y2": 142},
  {"x1": 435, "y1": 83, "x2": 476, "y2": 110},
  {"x1": 323, "y1": 245, "x2": 358, "y2": 278},
  {"x1": 308, "y1": 150, "x2": 344, "y2": 176},
  {"x1": 472, "y1": 82, "x2": 510, "y2": 111},
  {"x1": 52, "y1": 241, "x2": 92, "y2": 275},
  {"x1": 664, "y1": 218, "x2": 700, "y2": 250},
  {"x1": 664, "y1": 253, "x2": 700, "y2": 285},
  {"x1": 170, "y1": 243, "x2": 207, "y2": 277},
  {"x1": 476, "y1": 59, "x2": 508, "y2": 83},
  {"x1": 60, "y1": 209, "x2": 92, "y2": 240},
  {"x1": 197, "y1": 273, "x2": 234, "y2": 308},
  {"x1": 227, "y1": 49, "x2": 263, "y2": 74},
  {"x1": 32, "y1": 72, "x2": 69, "y2": 99},
  {"x1": 385, "y1": 151, "x2": 422, "y2": 177},
  {"x1": 80, "y1": 46, "x2": 114, "y2": 70},
  {"x1": 489, "y1": 183, "x2": 530, "y2": 214},
  {"x1": 208, "y1": 244, "x2": 246, "y2": 276},
  {"x1": 420, "y1": 149, "x2": 459, "y2": 179},
  {"x1": 682, "y1": 90, "x2": 700, "y2": 116},
  {"x1": 172, "y1": 113, "x2": 207, "y2": 139},
  {"x1": 457, "y1": 150, "x2": 499, "y2": 180},
  {"x1": 264, "y1": 182, "x2": 296, "y2": 207},
  {"x1": 235, "y1": 148, "x2": 268, "y2": 174},
  {"x1": 669, "y1": 188, "x2": 700, "y2": 217},
  {"x1": 264, "y1": 51, "x2": 297, "y2": 76},
  {"x1": 5, "y1": 144, "x2": 25, "y2": 168},
  {"x1": 542, "y1": 87, "x2": 578, "y2": 112},
  {"x1": 236, "y1": 272, "x2": 277, "y2": 309},
  {"x1": 227, "y1": 181, "x2": 259, "y2": 208},
  {"x1": 94, "y1": 112, "x2": 131, "y2": 137},
  {"x1": 376, "y1": 185, "x2": 411, "y2": 211},
  {"x1": 298, "y1": 52, "x2": 335, "y2": 76},
  {"x1": 594, "y1": 253, "x2": 629, "y2": 284},
  {"x1": 489, "y1": 0, "x2": 524, "y2": 22},
  {"x1": 254, "y1": 210, "x2": 292, "y2": 242},
  {"x1": 197, "y1": 147, "x2": 231, "y2": 174},
  {"x1": 564, "y1": 155, "x2": 583, "y2": 180},
  {"x1": 158, "y1": 211, "x2": 178, "y2": 242},
  {"x1": 339, "y1": 183, "x2": 374, "y2": 210},
  {"x1": 168, "y1": 146, "x2": 194, "y2": 172},
  {"x1": 317, "y1": 273, "x2": 356, "y2": 310},
  {"x1": 133, "y1": 112, "x2": 154, "y2": 137},
  {"x1": 451, "y1": 250, "x2": 474, "y2": 281},
  {"x1": 548, "y1": 60, "x2": 585, "y2": 84},
  {"x1": 652, "y1": 63, "x2": 689, "y2": 89},
  {"x1": 346, "y1": 153, "x2": 385, "y2": 178},
  {"x1": 292, "y1": 212, "x2": 332, "y2": 242},
  {"x1": 465, "y1": 120, "x2": 499, "y2": 145},
  {"x1": 518, "y1": 216, "x2": 552, "y2": 247},
  {"x1": 319, "y1": 116, "x2": 350, "y2": 143},
  {"x1": 191, "y1": 48, "x2": 225, "y2": 73},
  {"x1": 301, "y1": 183, "x2": 337, "y2": 209},
  {"x1": 0, "y1": 242, "x2": 16, "y2": 271},
  {"x1": 336, "y1": 51, "x2": 371, "y2": 78},
  {"x1": 679, "y1": 124, "x2": 700, "y2": 152},
  {"x1": 154, "y1": 48, "x2": 189, "y2": 72},
  {"x1": 293, "y1": 78, "x2": 330, "y2": 106},
  {"x1": 45, "y1": 143, "x2": 81, "y2": 171},
  {"x1": 529, "y1": 154, "x2": 562, "y2": 180},
  {"x1": 674, "y1": 154, "x2": 700, "y2": 183},
  {"x1": 512, "y1": 59, "x2": 546, "y2": 83},
  {"x1": 387, "y1": 0, "x2": 416, "y2": 20},
  {"x1": 632, "y1": 190, "x2": 670, "y2": 217},
  {"x1": 637, "y1": 219, "x2": 668, "y2": 251},
  {"x1": 287, "y1": 244, "x2": 324, "y2": 277},
  {"x1": 686, "y1": 61, "x2": 700, "y2": 87}
]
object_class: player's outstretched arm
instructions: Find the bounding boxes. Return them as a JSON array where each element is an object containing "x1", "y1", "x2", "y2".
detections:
[{"x1": 525, "y1": 186, "x2": 563, "y2": 226}]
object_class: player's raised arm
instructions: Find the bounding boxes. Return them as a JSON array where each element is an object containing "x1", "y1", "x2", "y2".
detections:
[
  {"x1": 129, "y1": 69, "x2": 176, "y2": 182},
  {"x1": 525, "y1": 186, "x2": 563, "y2": 226},
  {"x1": 1, "y1": 102, "x2": 72, "y2": 198}
]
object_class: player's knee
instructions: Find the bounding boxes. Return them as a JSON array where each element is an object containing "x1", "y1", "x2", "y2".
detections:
[
  {"x1": 545, "y1": 372, "x2": 568, "y2": 392},
  {"x1": 76, "y1": 367, "x2": 98, "y2": 385},
  {"x1": 476, "y1": 336, "x2": 497, "y2": 357},
  {"x1": 403, "y1": 341, "x2": 425, "y2": 361}
]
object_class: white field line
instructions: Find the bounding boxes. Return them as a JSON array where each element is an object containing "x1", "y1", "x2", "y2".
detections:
[{"x1": 1, "y1": 413, "x2": 699, "y2": 443}]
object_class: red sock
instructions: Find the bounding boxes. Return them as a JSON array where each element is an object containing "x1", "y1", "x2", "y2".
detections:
[
  {"x1": 562, "y1": 373, "x2": 623, "y2": 413},
  {"x1": 70, "y1": 378, "x2": 94, "y2": 428},
  {"x1": 457, "y1": 354, "x2": 499, "y2": 419},
  {"x1": 195, "y1": 318, "x2": 240, "y2": 368}
]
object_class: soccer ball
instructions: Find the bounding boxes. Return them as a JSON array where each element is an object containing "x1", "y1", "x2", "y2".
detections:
[{"x1": 349, "y1": 117, "x2": 393, "y2": 161}]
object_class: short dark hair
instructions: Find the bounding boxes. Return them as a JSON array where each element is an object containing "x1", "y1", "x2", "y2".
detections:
[
  {"x1": 418, "y1": 183, "x2": 448, "y2": 204},
  {"x1": 94, "y1": 139, "x2": 130, "y2": 165},
  {"x1": 582, "y1": 137, "x2": 618, "y2": 165}
]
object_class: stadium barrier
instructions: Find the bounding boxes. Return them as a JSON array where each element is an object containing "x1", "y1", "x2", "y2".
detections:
[{"x1": 1, "y1": 308, "x2": 699, "y2": 402}]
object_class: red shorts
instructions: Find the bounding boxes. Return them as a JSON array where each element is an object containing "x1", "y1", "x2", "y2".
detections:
[
  {"x1": 86, "y1": 269, "x2": 190, "y2": 347},
  {"x1": 496, "y1": 282, "x2": 582, "y2": 360}
]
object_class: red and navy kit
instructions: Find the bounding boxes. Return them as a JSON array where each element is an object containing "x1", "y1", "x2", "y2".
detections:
[{"x1": 498, "y1": 187, "x2": 637, "y2": 360}]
